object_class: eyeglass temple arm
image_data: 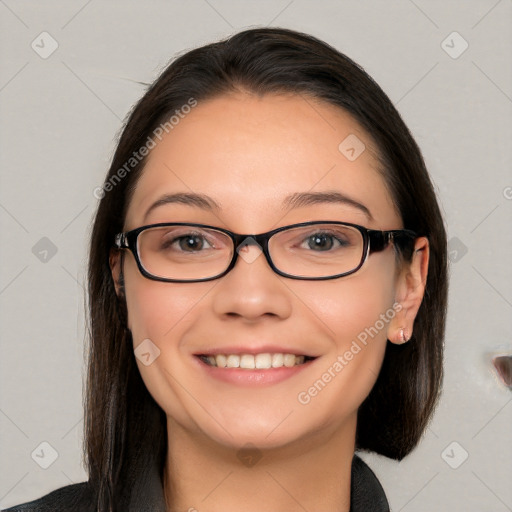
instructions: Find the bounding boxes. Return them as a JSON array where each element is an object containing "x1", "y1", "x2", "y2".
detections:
[
  {"x1": 368, "y1": 229, "x2": 417, "y2": 254},
  {"x1": 114, "y1": 233, "x2": 128, "y2": 249}
]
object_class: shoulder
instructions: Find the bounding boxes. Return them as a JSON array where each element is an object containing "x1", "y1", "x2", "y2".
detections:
[
  {"x1": 2, "y1": 481, "x2": 95, "y2": 512},
  {"x1": 351, "y1": 454, "x2": 390, "y2": 512}
]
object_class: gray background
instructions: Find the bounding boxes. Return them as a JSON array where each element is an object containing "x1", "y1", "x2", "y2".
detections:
[{"x1": 1, "y1": 1, "x2": 511, "y2": 510}]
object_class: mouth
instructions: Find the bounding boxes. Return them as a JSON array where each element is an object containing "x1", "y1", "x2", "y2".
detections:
[{"x1": 197, "y1": 353, "x2": 317, "y2": 369}]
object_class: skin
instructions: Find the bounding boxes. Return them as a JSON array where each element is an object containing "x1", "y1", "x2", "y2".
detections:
[{"x1": 110, "y1": 92, "x2": 429, "y2": 512}]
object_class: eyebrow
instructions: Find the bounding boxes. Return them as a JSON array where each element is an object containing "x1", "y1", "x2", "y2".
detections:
[
  {"x1": 144, "y1": 190, "x2": 372, "y2": 221},
  {"x1": 144, "y1": 192, "x2": 220, "y2": 221},
  {"x1": 282, "y1": 191, "x2": 372, "y2": 220}
]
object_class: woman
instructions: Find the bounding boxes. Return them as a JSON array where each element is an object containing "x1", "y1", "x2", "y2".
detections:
[{"x1": 4, "y1": 27, "x2": 447, "y2": 512}]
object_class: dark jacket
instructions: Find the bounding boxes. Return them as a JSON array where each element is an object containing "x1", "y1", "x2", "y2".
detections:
[{"x1": 2, "y1": 453, "x2": 389, "y2": 511}]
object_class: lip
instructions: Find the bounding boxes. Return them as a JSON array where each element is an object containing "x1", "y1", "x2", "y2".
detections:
[
  {"x1": 193, "y1": 345, "x2": 318, "y2": 357},
  {"x1": 194, "y1": 355, "x2": 316, "y2": 386}
]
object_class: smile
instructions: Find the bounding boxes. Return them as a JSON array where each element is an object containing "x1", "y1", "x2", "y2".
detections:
[{"x1": 198, "y1": 353, "x2": 316, "y2": 369}]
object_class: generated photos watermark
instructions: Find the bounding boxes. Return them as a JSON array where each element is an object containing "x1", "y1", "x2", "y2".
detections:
[
  {"x1": 297, "y1": 302, "x2": 402, "y2": 405},
  {"x1": 93, "y1": 97, "x2": 198, "y2": 199}
]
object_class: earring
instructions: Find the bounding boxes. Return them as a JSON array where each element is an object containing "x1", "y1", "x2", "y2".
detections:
[{"x1": 399, "y1": 328, "x2": 408, "y2": 343}]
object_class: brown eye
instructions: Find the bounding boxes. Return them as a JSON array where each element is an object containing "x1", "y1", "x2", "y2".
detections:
[{"x1": 160, "y1": 231, "x2": 214, "y2": 252}]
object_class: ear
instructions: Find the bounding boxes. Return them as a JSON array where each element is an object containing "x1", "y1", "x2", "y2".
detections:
[
  {"x1": 109, "y1": 248, "x2": 124, "y2": 298},
  {"x1": 387, "y1": 236, "x2": 429, "y2": 344}
]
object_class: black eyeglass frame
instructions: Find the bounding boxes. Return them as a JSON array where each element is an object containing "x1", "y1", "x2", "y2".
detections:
[{"x1": 114, "y1": 221, "x2": 418, "y2": 283}]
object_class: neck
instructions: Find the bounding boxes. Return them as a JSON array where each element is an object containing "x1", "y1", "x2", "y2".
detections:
[{"x1": 163, "y1": 416, "x2": 357, "y2": 512}]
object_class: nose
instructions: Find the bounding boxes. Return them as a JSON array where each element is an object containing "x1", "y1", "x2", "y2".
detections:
[{"x1": 211, "y1": 240, "x2": 292, "y2": 322}]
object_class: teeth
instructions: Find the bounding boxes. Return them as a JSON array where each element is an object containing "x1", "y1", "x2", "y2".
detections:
[
  {"x1": 240, "y1": 354, "x2": 255, "y2": 369},
  {"x1": 255, "y1": 353, "x2": 272, "y2": 369},
  {"x1": 203, "y1": 353, "x2": 310, "y2": 369},
  {"x1": 226, "y1": 355, "x2": 240, "y2": 368},
  {"x1": 284, "y1": 354, "x2": 296, "y2": 367},
  {"x1": 272, "y1": 353, "x2": 284, "y2": 368},
  {"x1": 216, "y1": 354, "x2": 227, "y2": 368}
]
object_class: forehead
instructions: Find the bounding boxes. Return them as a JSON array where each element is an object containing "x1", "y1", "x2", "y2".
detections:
[{"x1": 124, "y1": 93, "x2": 399, "y2": 230}]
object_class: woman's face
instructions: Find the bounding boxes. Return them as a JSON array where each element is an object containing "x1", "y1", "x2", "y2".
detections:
[{"x1": 114, "y1": 92, "x2": 415, "y2": 450}]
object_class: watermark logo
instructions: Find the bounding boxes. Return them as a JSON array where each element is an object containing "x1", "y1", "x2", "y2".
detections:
[
  {"x1": 338, "y1": 134, "x2": 366, "y2": 161},
  {"x1": 237, "y1": 442, "x2": 263, "y2": 467},
  {"x1": 31, "y1": 441, "x2": 59, "y2": 469},
  {"x1": 134, "y1": 338, "x2": 161, "y2": 366},
  {"x1": 31, "y1": 31, "x2": 59, "y2": 59},
  {"x1": 32, "y1": 237, "x2": 58, "y2": 263},
  {"x1": 441, "y1": 441, "x2": 469, "y2": 469},
  {"x1": 448, "y1": 236, "x2": 468, "y2": 263},
  {"x1": 441, "y1": 31, "x2": 469, "y2": 59},
  {"x1": 236, "y1": 237, "x2": 263, "y2": 264}
]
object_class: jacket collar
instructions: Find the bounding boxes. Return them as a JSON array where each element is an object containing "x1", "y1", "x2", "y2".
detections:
[{"x1": 126, "y1": 452, "x2": 389, "y2": 511}]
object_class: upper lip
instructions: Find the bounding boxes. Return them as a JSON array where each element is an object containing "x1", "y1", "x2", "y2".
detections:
[{"x1": 194, "y1": 345, "x2": 319, "y2": 357}]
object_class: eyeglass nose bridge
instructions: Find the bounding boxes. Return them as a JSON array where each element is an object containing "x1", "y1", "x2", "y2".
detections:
[{"x1": 228, "y1": 232, "x2": 277, "y2": 274}]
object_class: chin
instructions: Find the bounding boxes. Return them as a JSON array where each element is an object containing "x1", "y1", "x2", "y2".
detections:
[{"x1": 192, "y1": 406, "x2": 334, "y2": 454}]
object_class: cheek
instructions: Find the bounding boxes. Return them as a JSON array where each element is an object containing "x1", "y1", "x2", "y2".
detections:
[
  {"x1": 291, "y1": 254, "x2": 398, "y2": 418},
  {"x1": 295, "y1": 253, "x2": 397, "y2": 346},
  {"x1": 123, "y1": 263, "x2": 217, "y2": 426},
  {"x1": 123, "y1": 258, "x2": 214, "y2": 343}
]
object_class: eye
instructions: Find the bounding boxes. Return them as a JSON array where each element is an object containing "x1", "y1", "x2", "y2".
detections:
[
  {"x1": 300, "y1": 231, "x2": 349, "y2": 251},
  {"x1": 163, "y1": 232, "x2": 214, "y2": 252}
]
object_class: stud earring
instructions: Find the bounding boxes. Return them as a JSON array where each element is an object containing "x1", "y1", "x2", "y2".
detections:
[{"x1": 399, "y1": 328, "x2": 408, "y2": 343}]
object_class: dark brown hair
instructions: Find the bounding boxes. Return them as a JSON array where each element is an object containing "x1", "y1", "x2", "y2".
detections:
[{"x1": 85, "y1": 27, "x2": 447, "y2": 509}]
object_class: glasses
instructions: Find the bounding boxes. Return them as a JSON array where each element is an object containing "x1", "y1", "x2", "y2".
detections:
[{"x1": 114, "y1": 221, "x2": 418, "y2": 282}]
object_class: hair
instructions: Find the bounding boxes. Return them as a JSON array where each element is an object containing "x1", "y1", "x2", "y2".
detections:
[{"x1": 84, "y1": 27, "x2": 447, "y2": 509}]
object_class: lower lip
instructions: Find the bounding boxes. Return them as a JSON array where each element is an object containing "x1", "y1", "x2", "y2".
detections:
[{"x1": 194, "y1": 356, "x2": 315, "y2": 386}]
